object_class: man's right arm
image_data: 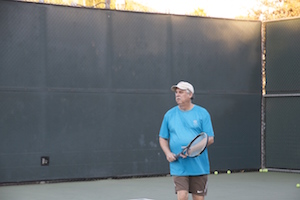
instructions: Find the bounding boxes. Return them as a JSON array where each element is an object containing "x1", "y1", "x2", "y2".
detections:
[{"x1": 159, "y1": 137, "x2": 176, "y2": 162}]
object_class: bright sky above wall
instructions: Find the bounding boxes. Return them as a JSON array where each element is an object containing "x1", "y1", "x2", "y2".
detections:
[{"x1": 134, "y1": 0, "x2": 259, "y2": 18}]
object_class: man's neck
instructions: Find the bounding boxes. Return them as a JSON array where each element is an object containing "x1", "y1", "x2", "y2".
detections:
[{"x1": 178, "y1": 102, "x2": 194, "y2": 111}]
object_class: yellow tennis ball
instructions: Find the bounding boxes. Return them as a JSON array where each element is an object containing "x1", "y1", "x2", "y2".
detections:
[
  {"x1": 296, "y1": 183, "x2": 300, "y2": 188},
  {"x1": 263, "y1": 169, "x2": 268, "y2": 172},
  {"x1": 227, "y1": 170, "x2": 231, "y2": 174},
  {"x1": 259, "y1": 169, "x2": 263, "y2": 172},
  {"x1": 214, "y1": 171, "x2": 218, "y2": 175}
]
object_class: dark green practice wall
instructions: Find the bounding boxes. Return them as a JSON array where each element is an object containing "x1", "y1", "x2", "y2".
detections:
[{"x1": 0, "y1": 1, "x2": 262, "y2": 183}]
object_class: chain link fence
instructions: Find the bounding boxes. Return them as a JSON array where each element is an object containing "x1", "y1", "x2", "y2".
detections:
[{"x1": 263, "y1": 18, "x2": 300, "y2": 172}]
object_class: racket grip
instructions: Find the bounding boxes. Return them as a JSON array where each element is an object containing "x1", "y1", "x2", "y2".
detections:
[{"x1": 174, "y1": 153, "x2": 180, "y2": 160}]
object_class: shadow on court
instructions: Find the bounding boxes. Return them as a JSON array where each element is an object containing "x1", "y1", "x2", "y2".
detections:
[{"x1": 0, "y1": 172, "x2": 299, "y2": 200}]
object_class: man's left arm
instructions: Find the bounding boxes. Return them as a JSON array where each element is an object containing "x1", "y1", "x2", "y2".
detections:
[{"x1": 207, "y1": 136, "x2": 214, "y2": 146}]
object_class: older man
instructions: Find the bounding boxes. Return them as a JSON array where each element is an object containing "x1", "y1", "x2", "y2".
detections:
[{"x1": 159, "y1": 81, "x2": 215, "y2": 200}]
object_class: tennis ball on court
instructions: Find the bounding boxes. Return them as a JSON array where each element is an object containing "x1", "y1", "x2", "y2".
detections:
[
  {"x1": 214, "y1": 171, "x2": 218, "y2": 175},
  {"x1": 296, "y1": 183, "x2": 300, "y2": 188},
  {"x1": 263, "y1": 169, "x2": 268, "y2": 172},
  {"x1": 259, "y1": 169, "x2": 263, "y2": 172},
  {"x1": 227, "y1": 170, "x2": 231, "y2": 174}
]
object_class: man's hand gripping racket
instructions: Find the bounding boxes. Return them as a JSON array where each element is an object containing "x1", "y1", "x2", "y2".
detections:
[{"x1": 175, "y1": 132, "x2": 208, "y2": 160}]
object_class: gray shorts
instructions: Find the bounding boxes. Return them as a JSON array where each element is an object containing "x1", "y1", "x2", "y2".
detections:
[{"x1": 173, "y1": 175, "x2": 208, "y2": 196}]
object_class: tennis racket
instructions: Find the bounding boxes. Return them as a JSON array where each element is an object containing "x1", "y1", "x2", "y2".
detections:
[{"x1": 175, "y1": 132, "x2": 208, "y2": 160}]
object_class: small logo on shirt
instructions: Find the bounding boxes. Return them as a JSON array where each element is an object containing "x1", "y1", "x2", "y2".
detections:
[{"x1": 193, "y1": 120, "x2": 198, "y2": 126}]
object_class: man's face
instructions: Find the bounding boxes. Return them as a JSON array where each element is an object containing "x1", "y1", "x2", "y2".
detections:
[{"x1": 175, "y1": 88, "x2": 192, "y2": 105}]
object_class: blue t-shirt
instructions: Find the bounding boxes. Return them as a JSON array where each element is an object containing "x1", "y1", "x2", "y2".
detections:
[{"x1": 159, "y1": 105, "x2": 214, "y2": 176}]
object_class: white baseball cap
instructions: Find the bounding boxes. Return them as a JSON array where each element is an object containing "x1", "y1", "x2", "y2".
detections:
[{"x1": 171, "y1": 81, "x2": 194, "y2": 94}]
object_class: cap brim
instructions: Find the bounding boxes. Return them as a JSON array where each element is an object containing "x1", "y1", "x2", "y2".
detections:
[
  {"x1": 171, "y1": 85, "x2": 187, "y2": 92},
  {"x1": 171, "y1": 85, "x2": 177, "y2": 92}
]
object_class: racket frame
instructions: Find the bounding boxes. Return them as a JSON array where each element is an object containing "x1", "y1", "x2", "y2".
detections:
[{"x1": 175, "y1": 132, "x2": 208, "y2": 159}]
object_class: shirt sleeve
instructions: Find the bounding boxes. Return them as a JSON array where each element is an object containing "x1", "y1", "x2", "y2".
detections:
[
  {"x1": 159, "y1": 114, "x2": 170, "y2": 139},
  {"x1": 202, "y1": 110, "x2": 214, "y2": 137}
]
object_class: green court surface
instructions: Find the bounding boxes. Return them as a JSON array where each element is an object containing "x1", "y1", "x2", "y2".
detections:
[{"x1": 1, "y1": 172, "x2": 299, "y2": 200}]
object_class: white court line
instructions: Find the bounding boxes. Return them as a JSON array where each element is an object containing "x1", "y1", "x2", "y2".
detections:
[{"x1": 128, "y1": 199, "x2": 154, "y2": 200}]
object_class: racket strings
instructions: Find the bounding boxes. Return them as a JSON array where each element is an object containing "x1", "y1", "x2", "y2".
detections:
[{"x1": 187, "y1": 135, "x2": 208, "y2": 157}]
